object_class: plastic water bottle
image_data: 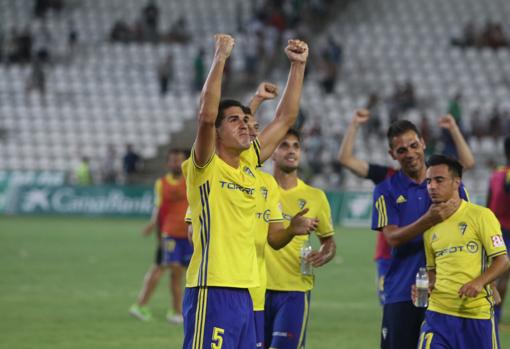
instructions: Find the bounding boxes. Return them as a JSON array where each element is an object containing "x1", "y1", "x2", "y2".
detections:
[
  {"x1": 415, "y1": 267, "x2": 429, "y2": 308},
  {"x1": 300, "y1": 238, "x2": 313, "y2": 275}
]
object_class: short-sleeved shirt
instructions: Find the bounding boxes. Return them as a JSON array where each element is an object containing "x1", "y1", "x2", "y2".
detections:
[
  {"x1": 424, "y1": 200, "x2": 506, "y2": 319},
  {"x1": 488, "y1": 166, "x2": 510, "y2": 230},
  {"x1": 154, "y1": 174, "x2": 188, "y2": 238},
  {"x1": 367, "y1": 164, "x2": 396, "y2": 261},
  {"x1": 371, "y1": 170, "x2": 469, "y2": 304},
  {"x1": 266, "y1": 179, "x2": 335, "y2": 292},
  {"x1": 249, "y1": 170, "x2": 284, "y2": 311},
  {"x1": 182, "y1": 142, "x2": 261, "y2": 288}
]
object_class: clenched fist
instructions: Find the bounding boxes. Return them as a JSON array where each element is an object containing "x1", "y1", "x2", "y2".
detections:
[
  {"x1": 214, "y1": 34, "x2": 235, "y2": 60},
  {"x1": 285, "y1": 39, "x2": 309, "y2": 64},
  {"x1": 255, "y1": 82, "x2": 279, "y2": 100}
]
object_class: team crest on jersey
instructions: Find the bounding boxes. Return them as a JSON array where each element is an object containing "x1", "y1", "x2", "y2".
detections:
[
  {"x1": 243, "y1": 166, "x2": 255, "y2": 178},
  {"x1": 458, "y1": 222, "x2": 467, "y2": 235},
  {"x1": 260, "y1": 186, "x2": 268, "y2": 200},
  {"x1": 298, "y1": 199, "x2": 307, "y2": 209}
]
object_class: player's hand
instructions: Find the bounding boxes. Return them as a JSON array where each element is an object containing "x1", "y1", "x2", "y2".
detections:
[
  {"x1": 255, "y1": 82, "x2": 279, "y2": 100},
  {"x1": 458, "y1": 279, "x2": 484, "y2": 298},
  {"x1": 306, "y1": 250, "x2": 328, "y2": 267},
  {"x1": 289, "y1": 208, "x2": 319, "y2": 236},
  {"x1": 214, "y1": 34, "x2": 235, "y2": 60},
  {"x1": 493, "y1": 286, "x2": 502, "y2": 305},
  {"x1": 411, "y1": 284, "x2": 433, "y2": 306},
  {"x1": 351, "y1": 109, "x2": 370, "y2": 125},
  {"x1": 438, "y1": 114, "x2": 458, "y2": 131},
  {"x1": 285, "y1": 39, "x2": 309, "y2": 64},
  {"x1": 426, "y1": 198, "x2": 459, "y2": 224}
]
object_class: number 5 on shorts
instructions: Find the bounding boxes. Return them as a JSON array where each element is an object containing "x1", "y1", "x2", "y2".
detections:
[{"x1": 211, "y1": 327, "x2": 224, "y2": 349}]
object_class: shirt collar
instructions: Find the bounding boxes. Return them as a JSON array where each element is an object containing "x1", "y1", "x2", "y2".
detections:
[{"x1": 396, "y1": 170, "x2": 426, "y2": 189}]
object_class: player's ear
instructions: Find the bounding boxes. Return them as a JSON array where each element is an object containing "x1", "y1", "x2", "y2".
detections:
[
  {"x1": 388, "y1": 148, "x2": 397, "y2": 160},
  {"x1": 420, "y1": 137, "x2": 426, "y2": 150}
]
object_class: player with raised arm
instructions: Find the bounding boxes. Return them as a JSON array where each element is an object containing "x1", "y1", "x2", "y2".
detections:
[
  {"x1": 337, "y1": 110, "x2": 475, "y2": 305},
  {"x1": 371, "y1": 120, "x2": 469, "y2": 349},
  {"x1": 264, "y1": 129, "x2": 336, "y2": 349},
  {"x1": 417, "y1": 154, "x2": 508, "y2": 349},
  {"x1": 181, "y1": 34, "x2": 309, "y2": 349}
]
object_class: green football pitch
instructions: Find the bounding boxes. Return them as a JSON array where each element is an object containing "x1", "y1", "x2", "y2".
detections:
[{"x1": 2, "y1": 216, "x2": 510, "y2": 349}]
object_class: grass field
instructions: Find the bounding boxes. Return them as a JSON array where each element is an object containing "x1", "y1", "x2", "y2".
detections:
[{"x1": 1, "y1": 215, "x2": 510, "y2": 349}]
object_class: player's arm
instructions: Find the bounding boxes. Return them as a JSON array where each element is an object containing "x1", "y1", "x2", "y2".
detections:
[
  {"x1": 438, "y1": 114, "x2": 475, "y2": 170},
  {"x1": 193, "y1": 34, "x2": 235, "y2": 167},
  {"x1": 382, "y1": 199, "x2": 461, "y2": 247},
  {"x1": 306, "y1": 236, "x2": 336, "y2": 267},
  {"x1": 142, "y1": 207, "x2": 158, "y2": 236},
  {"x1": 337, "y1": 109, "x2": 370, "y2": 177},
  {"x1": 267, "y1": 208, "x2": 319, "y2": 250},
  {"x1": 459, "y1": 254, "x2": 510, "y2": 298},
  {"x1": 248, "y1": 82, "x2": 279, "y2": 115},
  {"x1": 257, "y1": 40, "x2": 308, "y2": 162}
]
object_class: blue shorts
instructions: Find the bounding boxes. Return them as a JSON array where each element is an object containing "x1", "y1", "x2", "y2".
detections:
[
  {"x1": 264, "y1": 290, "x2": 311, "y2": 349},
  {"x1": 162, "y1": 236, "x2": 193, "y2": 266},
  {"x1": 254, "y1": 310, "x2": 265, "y2": 348},
  {"x1": 182, "y1": 287, "x2": 256, "y2": 349},
  {"x1": 418, "y1": 310, "x2": 498, "y2": 349},
  {"x1": 376, "y1": 258, "x2": 391, "y2": 305},
  {"x1": 381, "y1": 301, "x2": 425, "y2": 349}
]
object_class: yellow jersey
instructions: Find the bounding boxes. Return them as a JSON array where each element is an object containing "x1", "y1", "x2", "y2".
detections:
[
  {"x1": 182, "y1": 144, "x2": 261, "y2": 288},
  {"x1": 249, "y1": 170, "x2": 284, "y2": 310},
  {"x1": 424, "y1": 200, "x2": 507, "y2": 319},
  {"x1": 266, "y1": 179, "x2": 335, "y2": 292}
]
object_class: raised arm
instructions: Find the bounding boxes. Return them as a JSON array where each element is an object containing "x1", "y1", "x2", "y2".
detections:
[
  {"x1": 337, "y1": 109, "x2": 371, "y2": 177},
  {"x1": 438, "y1": 115, "x2": 475, "y2": 170},
  {"x1": 248, "y1": 82, "x2": 279, "y2": 116},
  {"x1": 258, "y1": 40, "x2": 308, "y2": 162},
  {"x1": 193, "y1": 34, "x2": 235, "y2": 167}
]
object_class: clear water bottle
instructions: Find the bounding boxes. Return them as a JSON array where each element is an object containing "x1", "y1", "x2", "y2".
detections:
[
  {"x1": 415, "y1": 267, "x2": 429, "y2": 308},
  {"x1": 300, "y1": 238, "x2": 313, "y2": 275}
]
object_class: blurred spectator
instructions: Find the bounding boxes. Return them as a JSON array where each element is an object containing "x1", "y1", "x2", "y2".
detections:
[
  {"x1": 34, "y1": 0, "x2": 63, "y2": 18},
  {"x1": 7, "y1": 27, "x2": 33, "y2": 64},
  {"x1": 74, "y1": 156, "x2": 93, "y2": 185},
  {"x1": 482, "y1": 22, "x2": 507, "y2": 49},
  {"x1": 25, "y1": 57, "x2": 46, "y2": 103},
  {"x1": 489, "y1": 106, "x2": 503, "y2": 139},
  {"x1": 193, "y1": 48, "x2": 205, "y2": 92},
  {"x1": 452, "y1": 20, "x2": 508, "y2": 49},
  {"x1": 157, "y1": 53, "x2": 174, "y2": 96},
  {"x1": 123, "y1": 144, "x2": 142, "y2": 183},
  {"x1": 110, "y1": 20, "x2": 132, "y2": 43},
  {"x1": 447, "y1": 92, "x2": 462, "y2": 125},
  {"x1": 317, "y1": 50, "x2": 337, "y2": 94},
  {"x1": 33, "y1": 22, "x2": 52, "y2": 63},
  {"x1": 452, "y1": 21, "x2": 477, "y2": 47},
  {"x1": 365, "y1": 93, "x2": 383, "y2": 137},
  {"x1": 141, "y1": 1, "x2": 159, "y2": 41},
  {"x1": 167, "y1": 17, "x2": 191, "y2": 43},
  {"x1": 100, "y1": 145, "x2": 119, "y2": 184},
  {"x1": 67, "y1": 22, "x2": 78, "y2": 57},
  {"x1": 470, "y1": 108, "x2": 486, "y2": 140}
]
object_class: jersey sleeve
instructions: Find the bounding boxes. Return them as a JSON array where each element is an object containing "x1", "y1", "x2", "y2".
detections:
[
  {"x1": 478, "y1": 208, "x2": 507, "y2": 258},
  {"x1": 184, "y1": 147, "x2": 216, "y2": 184},
  {"x1": 315, "y1": 190, "x2": 335, "y2": 238},
  {"x1": 154, "y1": 179, "x2": 162, "y2": 207},
  {"x1": 240, "y1": 138, "x2": 262, "y2": 168},
  {"x1": 423, "y1": 230, "x2": 436, "y2": 271},
  {"x1": 371, "y1": 183, "x2": 399, "y2": 230},
  {"x1": 366, "y1": 164, "x2": 391, "y2": 184},
  {"x1": 267, "y1": 177, "x2": 284, "y2": 223}
]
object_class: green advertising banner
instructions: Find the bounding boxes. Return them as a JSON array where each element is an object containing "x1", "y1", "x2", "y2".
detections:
[
  {"x1": 6, "y1": 185, "x2": 153, "y2": 216},
  {"x1": 0, "y1": 170, "x2": 66, "y2": 213}
]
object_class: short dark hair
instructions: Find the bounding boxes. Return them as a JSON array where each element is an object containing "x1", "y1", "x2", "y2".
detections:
[
  {"x1": 286, "y1": 128, "x2": 301, "y2": 142},
  {"x1": 426, "y1": 154, "x2": 463, "y2": 178},
  {"x1": 505, "y1": 136, "x2": 510, "y2": 160},
  {"x1": 216, "y1": 99, "x2": 247, "y2": 127},
  {"x1": 387, "y1": 120, "x2": 421, "y2": 148}
]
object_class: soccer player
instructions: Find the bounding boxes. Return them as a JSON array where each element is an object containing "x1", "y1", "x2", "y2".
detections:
[
  {"x1": 129, "y1": 149, "x2": 190, "y2": 323},
  {"x1": 490, "y1": 136, "x2": 510, "y2": 324},
  {"x1": 371, "y1": 120, "x2": 469, "y2": 349},
  {"x1": 418, "y1": 154, "x2": 509, "y2": 349},
  {"x1": 337, "y1": 110, "x2": 475, "y2": 305},
  {"x1": 182, "y1": 34, "x2": 309, "y2": 349},
  {"x1": 265, "y1": 129, "x2": 337, "y2": 349}
]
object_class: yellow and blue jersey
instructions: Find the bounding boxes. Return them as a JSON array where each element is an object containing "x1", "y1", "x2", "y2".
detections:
[
  {"x1": 249, "y1": 170, "x2": 284, "y2": 311},
  {"x1": 424, "y1": 200, "x2": 506, "y2": 319},
  {"x1": 265, "y1": 179, "x2": 334, "y2": 292},
  {"x1": 182, "y1": 143, "x2": 261, "y2": 288},
  {"x1": 371, "y1": 170, "x2": 469, "y2": 304}
]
